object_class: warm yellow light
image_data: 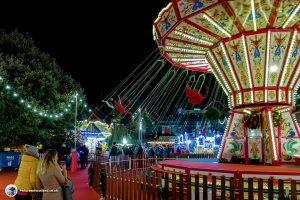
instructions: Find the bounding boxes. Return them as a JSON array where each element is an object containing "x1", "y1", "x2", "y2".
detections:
[
  {"x1": 283, "y1": 3, "x2": 300, "y2": 29},
  {"x1": 268, "y1": 111, "x2": 278, "y2": 161},
  {"x1": 218, "y1": 115, "x2": 231, "y2": 158},
  {"x1": 251, "y1": 0, "x2": 257, "y2": 31},
  {"x1": 269, "y1": 65, "x2": 278, "y2": 72},
  {"x1": 279, "y1": 30, "x2": 297, "y2": 101},
  {"x1": 265, "y1": 31, "x2": 271, "y2": 103},
  {"x1": 220, "y1": 43, "x2": 241, "y2": 104},
  {"x1": 165, "y1": 46, "x2": 206, "y2": 54},
  {"x1": 202, "y1": 14, "x2": 231, "y2": 38},
  {"x1": 174, "y1": 31, "x2": 214, "y2": 46},
  {"x1": 243, "y1": 109, "x2": 251, "y2": 114},
  {"x1": 242, "y1": 35, "x2": 254, "y2": 103},
  {"x1": 207, "y1": 51, "x2": 231, "y2": 95}
]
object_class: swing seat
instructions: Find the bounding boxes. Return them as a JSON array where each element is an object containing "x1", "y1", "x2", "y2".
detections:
[
  {"x1": 188, "y1": 94, "x2": 205, "y2": 104},
  {"x1": 114, "y1": 101, "x2": 126, "y2": 113},
  {"x1": 185, "y1": 88, "x2": 205, "y2": 104},
  {"x1": 185, "y1": 87, "x2": 196, "y2": 97}
]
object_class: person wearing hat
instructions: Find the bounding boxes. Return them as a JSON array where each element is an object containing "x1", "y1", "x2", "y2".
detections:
[{"x1": 14, "y1": 144, "x2": 40, "y2": 200}]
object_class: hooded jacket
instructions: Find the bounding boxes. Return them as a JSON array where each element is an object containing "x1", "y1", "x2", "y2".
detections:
[{"x1": 14, "y1": 153, "x2": 39, "y2": 190}]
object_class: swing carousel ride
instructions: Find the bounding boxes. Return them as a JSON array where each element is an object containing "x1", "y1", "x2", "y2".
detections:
[
  {"x1": 95, "y1": 53, "x2": 227, "y2": 149},
  {"x1": 153, "y1": 0, "x2": 300, "y2": 166}
]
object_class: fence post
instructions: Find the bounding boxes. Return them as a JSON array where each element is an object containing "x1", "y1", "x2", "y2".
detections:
[
  {"x1": 187, "y1": 174, "x2": 191, "y2": 200},
  {"x1": 203, "y1": 175, "x2": 207, "y2": 200},
  {"x1": 268, "y1": 178, "x2": 273, "y2": 200},
  {"x1": 291, "y1": 180, "x2": 297, "y2": 200},
  {"x1": 258, "y1": 178, "x2": 263, "y2": 200},
  {"x1": 229, "y1": 177, "x2": 234, "y2": 200},
  {"x1": 221, "y1": 176, "x2": 226, "y2": 200},
  {"x1": 195, "y1": 175, "x2": 200, "y2": 200},
  {"x1": 129, "y1": 157, "x2": 131, "y2": 170},
  {"x1": 172, "y1": 174, "x2": 176, "y2": 200},
  {"x1": 164, "y1": 173, "x2": 169, "y2": 199},
  {"x1": 278, "y1": 179, "x2": 284, "y2": 199},
  {"x1": 212, "y1": 176, "x2": 217, "y2": 200},
  {"x1": 179, "y1": 174, "x2": 184, "y2": 200},
  {"x1": 155, "y1": 156, "x2": 158, "y2": 164},
  {"x1": 239, "y1": 177, "x2": 244, "y2": 200},
  {"x1": 248, "y1": 178, "x2": 253, "y2": 200},
  {"x1": 109, "y1": 158, "x2": 111, "y2": 173}
]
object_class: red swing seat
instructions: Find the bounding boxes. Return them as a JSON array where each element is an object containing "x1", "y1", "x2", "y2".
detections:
[
  {"x1": 114, "y1": 101, "x2": 126, "y2": 113},
  {"x1": 185, "y1": 83, "x2": 206, "y2": 105}
]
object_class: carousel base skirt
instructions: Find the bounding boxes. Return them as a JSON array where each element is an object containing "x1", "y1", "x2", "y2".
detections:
[{"x1": 151, "y1": 160, "x2": 300, "y2": 179}]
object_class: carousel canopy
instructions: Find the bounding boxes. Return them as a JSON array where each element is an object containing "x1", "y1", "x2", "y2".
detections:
[
  {"x1": 79, "y1": 120, "x2": 111, "y2": 137},
  {"x1": 154, "y1": 0, "x2": 300, "y2": 107}
]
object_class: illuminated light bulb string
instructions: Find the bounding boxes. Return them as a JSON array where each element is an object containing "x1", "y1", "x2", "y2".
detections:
[{"x1": 0, "y1": 76, "x2": 92, "y2": 120}]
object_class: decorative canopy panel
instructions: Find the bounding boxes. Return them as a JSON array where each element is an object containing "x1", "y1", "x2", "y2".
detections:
[{"x1": 154, "y1": 0, "x2": 300, "y2": 108}]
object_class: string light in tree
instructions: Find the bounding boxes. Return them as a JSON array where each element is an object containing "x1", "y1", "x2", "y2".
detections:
[{"x1": 0, "y1": 75, "x2": 92, "y2": 120}]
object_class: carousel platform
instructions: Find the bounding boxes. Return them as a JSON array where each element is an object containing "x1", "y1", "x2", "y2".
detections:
[{"x1": 151, "y1": 160, "x2": 300, "y2": 180}]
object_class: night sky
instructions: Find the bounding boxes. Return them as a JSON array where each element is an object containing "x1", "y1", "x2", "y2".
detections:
[{"x1": 0, "y1": 0, "x2": 170, "y2": 107}]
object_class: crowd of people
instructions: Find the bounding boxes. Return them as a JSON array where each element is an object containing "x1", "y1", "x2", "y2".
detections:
[
  {"x1": 107, "y1": 142, "x2": 190, "y2": 159},
  {"x1": 109, "y1": 142, "x2": 143, "y2": 158}
]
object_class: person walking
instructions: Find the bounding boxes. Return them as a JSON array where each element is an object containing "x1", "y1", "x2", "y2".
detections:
[
  {"x1": 83, "y1": 145, "x2": 89, "y2": 168},
  {"x1": 36, "y1": 149, "x2": 67, "y2": 200},
  {"x1": 14, "y1": 144, "x2": 40, "y2": 200},
  {"x1": 137, "y1": 144, "x2": 143, "y2": 168},
  {"x1": 110, "y1": 142, "x2": 118, "y2": 169},
  {"x1": 79, "y1": 150, "x2": 86, "y2": 169}
]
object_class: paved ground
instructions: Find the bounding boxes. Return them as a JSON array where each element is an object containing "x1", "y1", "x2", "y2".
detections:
[{"x1": 0, "y1": 166, "x2": 100, "y2": 200}]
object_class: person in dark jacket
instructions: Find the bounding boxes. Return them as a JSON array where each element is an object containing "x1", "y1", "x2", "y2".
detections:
[
  {"x1": 137, "y1": 144, "x2": 143, "y2": 168},
  {"x1": 79, "y1": 151, "x2": 86, "y2": 169},
  {"x1": 110, "y1": 142, "x2": 118, "y2": 158},
  {"x1": 137, "y1": 144, "x2": 143, "y2": 156}
]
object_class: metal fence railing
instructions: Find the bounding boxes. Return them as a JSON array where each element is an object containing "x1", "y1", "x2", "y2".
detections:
[{"x1": 90, "y1": 155, "x2": 300, "y2": 200}]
